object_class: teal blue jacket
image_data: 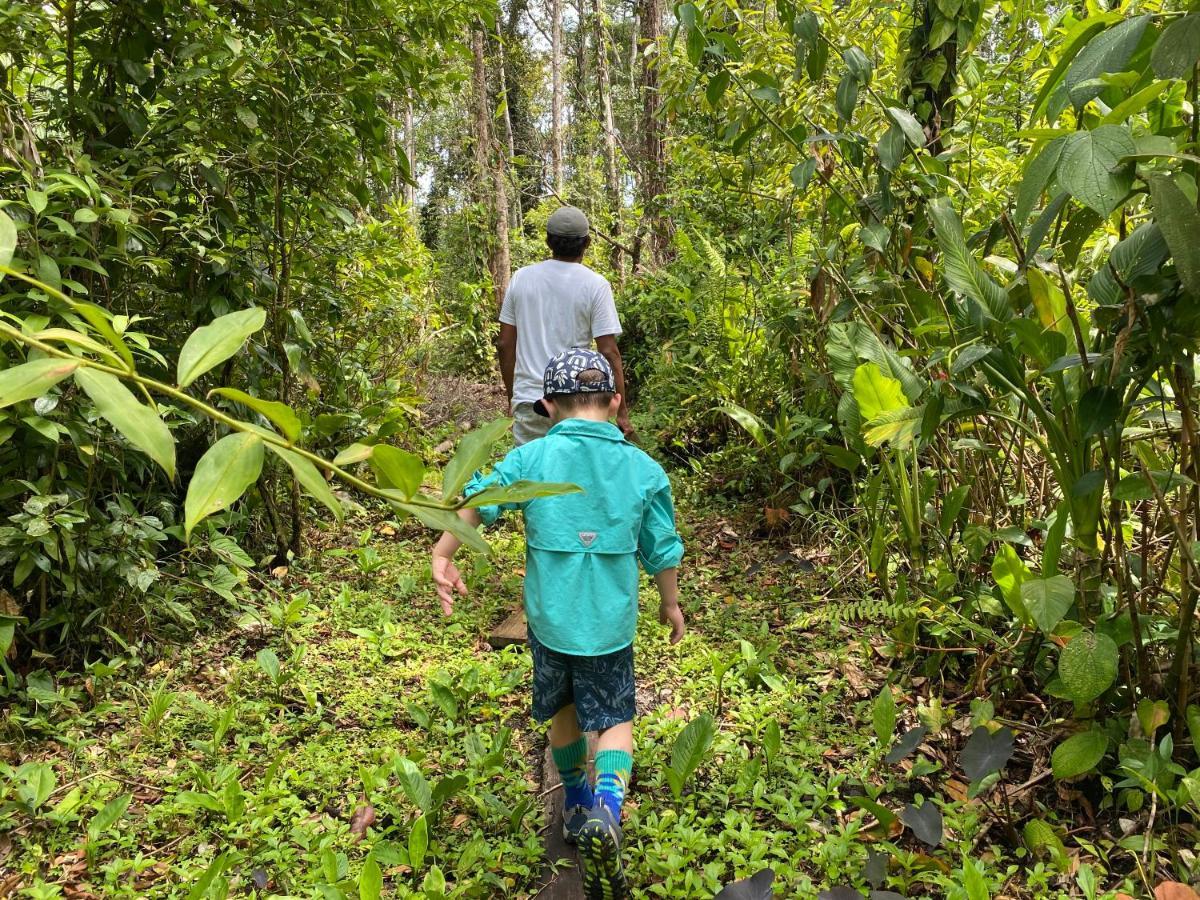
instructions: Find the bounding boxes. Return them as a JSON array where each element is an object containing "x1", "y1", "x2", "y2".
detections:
[{"x1": 465, "y1": 419, "x2": 684, "y2": 656}]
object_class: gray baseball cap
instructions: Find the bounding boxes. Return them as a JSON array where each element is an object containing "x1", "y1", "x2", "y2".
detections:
[{"x1": 546, "y1": 206, "x2": 590, "y2": 237}]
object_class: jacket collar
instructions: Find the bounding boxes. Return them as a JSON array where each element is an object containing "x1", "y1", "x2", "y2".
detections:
[{"x1": 547, "y1": 418, "x2": 626, "y2": 442}]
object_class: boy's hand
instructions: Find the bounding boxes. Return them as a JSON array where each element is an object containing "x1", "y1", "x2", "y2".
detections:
[
  {"x1": 432, "y1": 556, "x2": 468, "y2": 615},
  {"x1": 658, "y1": 599, "x2": 685, "y2": 645}
]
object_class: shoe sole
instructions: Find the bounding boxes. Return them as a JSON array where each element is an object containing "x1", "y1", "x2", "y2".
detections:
[{"x1": 577, "y1": 817, "x2": 628, "y2": 900}]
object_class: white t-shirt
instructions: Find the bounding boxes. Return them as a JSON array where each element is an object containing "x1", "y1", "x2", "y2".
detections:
[{"x1": 499, "y1": 260, "x2": 621, "y2": 406}]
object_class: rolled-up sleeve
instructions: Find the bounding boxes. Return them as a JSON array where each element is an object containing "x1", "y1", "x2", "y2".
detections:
[
  {"x1": 637, "y1": 475, "x2": 684, "y2": 575},
  {"x1": 463, "y1": 451, "x2": 525, "y2": 527}
]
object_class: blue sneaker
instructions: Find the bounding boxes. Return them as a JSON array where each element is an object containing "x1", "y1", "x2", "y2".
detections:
[
  {"x1": 577, "y1": 802, "x2": 628, "y2": 899},
  {"x1": 563, "y1": 803, "x2": 589, "y2": 844}
]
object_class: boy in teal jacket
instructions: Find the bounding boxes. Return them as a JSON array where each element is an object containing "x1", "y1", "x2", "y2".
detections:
[{"x1": 431, "y1": 348, "x2": 685, "y2": 899}]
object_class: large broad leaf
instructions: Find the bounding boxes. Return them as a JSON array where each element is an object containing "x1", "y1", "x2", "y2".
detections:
[
  {"x1": 721, "y1": 404, "x2": 767, "y2": 446},
  {"x1": 1087, "y1": 222, "x2": 1170, "y2": 306},
  {"x1": 177, "y1": 307, "x2": 267, "y2": 388},
  {"x1": 992, "y1": 544, "x2": 1032, "y2": 624},
  {"x1": 900, "y1": 800, "x2": 943, "y2": 847},
  {"x1": 1027, "y1": 268, "x2": 1070, "y2": 338},
  {"x1": 1058, "y1": 630, "x2": 1118, "y2": 703},
  {"x1": 395, "y1": 503, "x2": 489, "y2": 555},
  {"x1": 872, "y1": 684, "x2": 897, "y2": 744},
  {"x1": 1151, "y1": 14, "x2": 1200, "y2": 79},
  {"x1": 441, "y1": 418, "x2": 512, "y2": 500},
  {"x1": 667, "y1": 712, "x2": 715, "y2": 799},
  {"x1": 1051, "y1": 729, "x2": 1107, "y2": 779},
  {"x1": 461, "y1": 480, "x2": 582, "y2": 508},
  {"x1": 1020, "y1": 575, "x2": 1075, "y2": 634},
  {"x1": 715, "y1": 869, "x2": 775, "y2": 900},
  {"x1": 211, "y1": 387, "x2": 301, "y2": 443},
  {"x1": 267, "y1": 444, "x2": 344, "y2": 523},
  {"x1": 1063, "y1": 16, "x2": 1149, "y2": 111},
  {"x1": 928, "y1": 196, "x2": 1011, "y2": 322},
  {"x1": 852, "y1": 363, "x2": 909, "y2": 424},
  {"x1": 184, "y1": 432, "x2": 265, "y2": 538},
  {"x1": 75, "y1": 368, "x2": 176, "y2": 477},
  {"x1": 1015, "y1": 137, "x2": 1066, "y2": 225},
  {"x1": 1057, "y1": 126, "x2": 1135, "y2": 216},
  {"x1": 0, "y1": 358, "x2": 80, "y2": 409},
  {"x1": 395, "y1": 757, "x2": 432, "y2": 813},
  {"x1": 1029, "y1": 13, "x2": 1123, "y2": 123},
  {"x1": 371, "y1": 445, "x2": 426, "y2": 499},
  {"x1": 0, "y1": 208, "x2": 16, "y2": 269},
  {"x1": 885, "y1": 725, "x2": 928, "y2": 764},
  {"x1": 960, "y1": 726, "x2": 1015, "y2": 783},
  {"x1": 1147, "y1": 174, "x2": 1200, "y2": 299},
  {"x1": 863, "y1": 406, "x2": 924, "y2": 448},
  {"x1": 886, "y1": 106, "x2": 926, "y2": 149},
  {"x1": 358, "y1": 853, "x2": 382, "y2": 900}
]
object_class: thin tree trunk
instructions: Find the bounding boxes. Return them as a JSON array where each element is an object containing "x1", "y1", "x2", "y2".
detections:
[
  {"x1": 404, "y1": 97, "x2": 417, "y2": 218},
  {"x1": 592, "y1": 0, "x2": 622, "y2": 278},
  {"x1": 633, "y1": 0, "x2": 666, "y2": 269},
  {"x1": 551, "y1": 0, "x2": 565, "y2": 194},
  {"x1": 65, "y1": 0, "x2": 76, "y2": 138},
  {"x1": 495, "y1": 20, "x2": 523, "y2": 231},
  {"x1": 470, "y1": 24, "x2": 511, "y2": 309}
]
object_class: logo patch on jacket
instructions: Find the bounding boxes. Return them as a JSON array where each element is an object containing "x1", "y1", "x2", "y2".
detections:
[{"x1": 578, "y1": 531, "x2": 597, "y2": 548}]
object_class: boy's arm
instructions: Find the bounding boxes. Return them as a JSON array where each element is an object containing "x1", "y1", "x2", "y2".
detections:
[
  {"x1": 431, "y1": 509, "x2": 483, "y2": 615},
  {"x1": 654, "y1": 567, "x2": 684, "y2": 644}
]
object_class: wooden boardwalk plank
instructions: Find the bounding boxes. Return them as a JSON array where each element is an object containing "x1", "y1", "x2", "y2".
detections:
[
  {"x1": 487, "y1": 606, "x2": 528, "y2": 648},
  {"x1": 536, "y1": 734, "x2": 599, "y2": 898}
]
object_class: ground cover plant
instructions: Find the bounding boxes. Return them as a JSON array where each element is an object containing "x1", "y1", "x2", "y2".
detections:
[{"x1": 4, "y1": 0, "x2": 1200, "y2": 895}]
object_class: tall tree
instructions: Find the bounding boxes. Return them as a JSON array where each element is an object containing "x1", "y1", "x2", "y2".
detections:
[
  {"x1": 592, "y1": 0, "x2": 622, "y2": 275},
  {"x1": 550, "y1": 0, "x2": 565, "y2": 194},
  {"x1": 470, "y1": 23, "x2": 511, "y2": 308},
  {"x1": 633, "y1": 0, "x2": 667, "y2": 268}
]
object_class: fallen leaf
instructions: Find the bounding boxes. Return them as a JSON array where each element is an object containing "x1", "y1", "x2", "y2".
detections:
[
  {"x1": 0, "y1": 874, "x2": 23, "y2": 898},
  {"x1": 1155, "y1": 884, "x2": 1200, "y2": 900},
  {"x1": 451, "y1": 813, "x2": 470, "y2": 829},
  {"x1": 270, "y1": 566, "x2": 289, "y2": 579},
  {"x1": 349, "y1": 804, "x2": 376, "y2": 841}
]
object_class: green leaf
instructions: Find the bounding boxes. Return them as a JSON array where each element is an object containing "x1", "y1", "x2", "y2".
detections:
[
  {"x1": 928, "y1": 196, "x2": 1011, "y2": 321},
  {"x1": 0, "y1": 358, "x2": 80, "y2": 409},
  {"x1": 75, "y1": 368, "x2": 176, "y2": 477},
  {"x1": 886, "y1": 107, "x2": 926, "y2": 150},
  {"x1": 721, "y1": 404, "x2": 767, "y2": 446},
  {"x1": 1152, "y1": 14, "x2": 1200, "y2": 79},
  {"x1": 1023, "y1": 819, "x2": 1069, "y2": 872},
  {"x1": 396, "y1": 503, "x2": 489, "y2": 555},
  {"x1": 186, "y1": 853, "x2": 230, "y2": 900},
  {"x1": 790, "y1": 158, "x2": 817, "y2": 191},
  {"x1": 960, "y1": 726, "x2": 1014, "y2": 783},
  {"x1": 211, "y1": 387, "x2": 301, "y2": 443},
  {"x1": 408, "y1": 813, "x2": 429, "y2": 871},
  {"x1": 256, "y1": 648, "x2": 280, "y2": 682},
  {"x1": 852, "y1": 363, "x2": 909, "y2": 424},
  {"x1": 1015, "y1": 137, "x2": 1065, "y2": 225},
  {"x1": 1063, "y1": 16, "x2": 1149, "y2": 110},
  {"x1": 267, "y1": 444, "x2": 344, "y2": 523},
  {"x1": 88, "y1": 791, "x2": 132, "y2": 837},
  {"x1": 842, "y1": 45, "x2": 873, "y2": 83},
  {"x1": 667, "y1": 712, "x2": 715, "y2": 800},
  {"x1": 872, "y1": 684, "x2": 897, "y2": 744},
  {"x1": 1058, "y1": 630, "x2": 1118, "y2": 703},
  {"x1": 184, "y1": 433, "x2": 265, "y2": 538},
  {"x1": 1027, "y1": 268, "x2": 1070, "y2": 337},
  {"x1": 860, "y1": 223, "x2": 889, "y2": 253},
  {"x1": 1147, "y1": 174, "x2": 1200, "y2": 299},
  {"x1": 441, "y1": 418, "x2": 512, "y2": 500},
  {"x1": 1137, "y1": 698, "x2": 1170, "y2": 739},
  {"x1": 0, "y1": 207, "x2": 17, "y2": 269},
  {"x1": 358, "y1": 853, "x2": 382, "y2": 900},
  {"x1": 1187, "y1": 704, "x2": 1200, "y2": 751},
  {"x1": 992, "y1": 544, "x2": 1032, "y2": 624},
  {"x1": 17, "y1": 762, "x2": 56, "y2": 810},
  {"x1": 863, "y1": 406, "x2": 924, "y2": 447},
  {"x1": 334, "y1": 442, "x2": 375, "y2": 466},
  {"x1": 1020, "y1": 575, "x2": 1074, "y2": 634},
  {"x1": 1057, "y1": 126, "x2": 1135, "y2": 216},
  {"x1": 395, "y1": 757, "x2": 433, "y2": 812},
  {"x1": 1042, "y1": 501, "x2": 1070, "y2": 575},
  {"x1": 1113, "y1": 469, "x2": 1194, "y2": 502},
  {"x1": 834, "y1": 74, "x2": 859, "y2": 123},
  {"x1": 461, "y1": 480, "x2": 582, "y2": 508},
  {"x1": 1051, "y1": 729, "x2": 1107, "y2": 779},
  {"x1": 177, "y1": 307, "x2": 267, "y2": 388},
  {"x1": 371, "y1": 445, "x2": 426, "y2": 499},
  {"x1": 706, "y1": 71, "x2": 730, "y2": 106},
  {"x1": 1030, "y1": 13, "x2": 1123, "y2": 123}
]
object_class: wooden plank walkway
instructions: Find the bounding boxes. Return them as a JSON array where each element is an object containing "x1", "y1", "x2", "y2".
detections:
[
  {"x1": 486, "y1": 606, "x2": 528, "y2": 648},
  {"x1": 535, "y1": 734, "x2": 600, "y2": 899}
]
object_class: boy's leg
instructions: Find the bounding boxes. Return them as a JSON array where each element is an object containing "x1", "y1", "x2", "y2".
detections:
[
  {"x1": 593, "y1": 721, "x2": 633, "y2": 818},
  {"x1": 549, "y1": 704, "x2": 593, "y2": 813}
]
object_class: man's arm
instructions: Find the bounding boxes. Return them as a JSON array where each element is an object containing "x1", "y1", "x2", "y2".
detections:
[
  {"x1": 498, "y1": 323, "x2": 517, "y2": 406},
  {"x1": 594, "y1": 333, "x2": 633, "y2": 437}
]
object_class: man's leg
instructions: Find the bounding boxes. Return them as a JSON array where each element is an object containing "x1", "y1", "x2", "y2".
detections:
[
  {"x1": 511, "y1": 402, "x2": 551, "y2": 446},
  {"x1": 549, "y1": 704, "x2": 593, "y2": 814}
]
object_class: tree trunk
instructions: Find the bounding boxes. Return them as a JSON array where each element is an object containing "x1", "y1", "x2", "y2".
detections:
[
  {"x1": 592, "y1": 0, "x2": 622, "y2": 278},
  {"x1": 404, "y1": 97, "x2": 416, "y2": 218},
  {"x1": 470, "y1": 24, "x2": 511, "y2": 309},
  {"x1": 495, "y1": 20, "x2": 523, "y2": 231},
  {"x1": 550, "y1": 0, "x2": 565, "y2": 194},
  {"x1": 633, "y1": 0, "x2": 666, "y2": 270}
]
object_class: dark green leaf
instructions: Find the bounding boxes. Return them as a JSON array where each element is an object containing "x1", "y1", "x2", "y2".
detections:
[
  {"x1": 885, "y1": 725, "x2": 927, "y2": 764},
  {"x1": 1064, "y1": 16, "x2": 1149, "y2": 110},
  {"x1": 706, "y1": 71, "x2": 731, "y2": 106},
  {"x1": 1015, "y1": 137, "x2": 1065, "y2": 225},
  {"x1": 1058, "y1": 126, "x2": 1135, "y2": 216},
  {"x1": 268, "y1": 445, "x2": 344, "y2": 523},
  {"x1": 372, "y1": 445, "x2": 426, "y2": 499},
  {"x1": 667, "y1": 712, "x2": 715, "y2": 799},
  {"x1": 900, "y1": 800, "x2": 943, "y2": 847},
  {"x1": 928, "y1": 197, "x2": 1011, "y2": 321},
  {"x1": 835, "y1": 75, "x2": 859, "y2": 122},
  {"x1": 715, "y1": 869, "x2": 775, "y2": 900},
  {"x1": 1113, "y1": 469, "x2": 1194, "y2": 502},
  {"x1": 0, "y1": 208, "x2": 16, "y2": 269},
  {"x1": 1148, "y1": 174, "x2": 1200, "y2": 299},
  {"x1": 1151, "y1": 14, "x2": 1200, "y2": 79},
  {"x1": 960, "y1": 726, "x2": 1014, "y2": 782}
]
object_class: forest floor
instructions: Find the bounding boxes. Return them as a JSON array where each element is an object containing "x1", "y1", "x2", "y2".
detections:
[{"x1": 0, "y1": 382, "x2": 1116, "y2": 899}]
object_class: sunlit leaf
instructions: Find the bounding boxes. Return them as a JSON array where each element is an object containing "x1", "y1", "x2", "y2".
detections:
[
  {"x1": 177, "y1": 307, "x2": 267, "y2": 388},
  {"x1": 441, "y1": 418, "x2": 511, "y2": 500},
  {"x1": 184, "y1": 433, "x2": 264, "y2": 538},
  {"x1": 0, "y1": 358, "x2": 79, "y2": 409},
  {"x1": 76, "y1": 368, "x2": 176, "y2": 477},
  {"x1": 211, "y1": 387, "x2": 301, "y2": 442}
]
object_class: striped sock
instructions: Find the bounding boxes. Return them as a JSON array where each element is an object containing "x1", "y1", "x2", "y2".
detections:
[
  {"x1": 593, "y1": 749, "x2": 632, "y2": 818},
  {"x1": 552, "y1": 737, "x2": 593, "y2": 810}
]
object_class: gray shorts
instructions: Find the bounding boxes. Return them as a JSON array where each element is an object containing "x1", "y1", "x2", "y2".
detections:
[{"x1": 512, "y1": 402, "x2": 551, "y2": 446}]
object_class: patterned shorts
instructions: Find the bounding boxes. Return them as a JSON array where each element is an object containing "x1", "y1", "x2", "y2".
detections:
[{"x1": 529, "y1": 630, "x2": 636, "y2": 733}]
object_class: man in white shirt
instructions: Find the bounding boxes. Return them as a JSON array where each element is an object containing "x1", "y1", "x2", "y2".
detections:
[{"x1": 497, "y1": 206, "x2": 633, "y2": 445}]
